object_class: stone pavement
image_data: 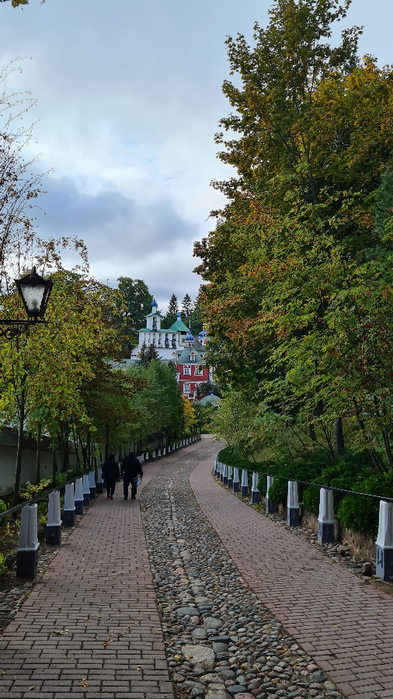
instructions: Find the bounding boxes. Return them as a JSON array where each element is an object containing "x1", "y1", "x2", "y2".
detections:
[
  {"x1": 190, "y1": 456, "x2": 393, "y2": 699},
  {"x1": 0, "y1": 460, "x2": 174, "y2": 699}
]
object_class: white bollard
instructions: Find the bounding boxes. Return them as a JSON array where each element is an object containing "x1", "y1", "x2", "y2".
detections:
[
  {"x1": 145, "y1": 452, "x2": 149, "y2": 462},
  {"x1": 75, "y1": 477, "x2": 84, "y2": 514},
  {"x1": 287, "y1": 480, "x2": 300, "y2": 526},
  {"x1": 233, "y1": 467, "x2": 240, "y2": 493},
  {"x1": 251, "y1": 472, "x2": 260, "y2": 504},
  {"x1": 151, "y1": 450, "x2": 156, "y2": 460},
  {"x1": 63, "y1": 482, "x2": 75, "y2": 527},
  {"x1": 227, "y1": 466, "x2": 233, "y2": 488},
  {"x1": 376, "y1": 500, "x2": 393, "y2": 581},
  {"x1": 223, "y1": 463, "x2": 228, "y2": 485},
  {"x1": 214, "y1": 456, "x2": 218, "y2": 476},
  {"x1": 162, "y1": 447, "x2": 166, "y2": 457},
  {"x1": 17, "y1": 504, "x2": 39, "y2": 578},
  {"x1": 220, "y1": 461, "x2": 224, "y2": 482},
  {"x1": 89, "y1": 470, "x2": 96, "y2": 499},
  {"x1": 157, "y1": 449, "x2": 161, "y2": 459},
  {"x1": 46, "y1": 490, "x2": 62, "y2": 545},
  {"x1": 82, "y1": 474, "x2": 90, "y2": 506},
  {"x1": 241, "y1": 469, "x2": 249, "y2": 497},
  {"x1": 266, "y1": 475, "x2": 276, "y2": 514},
  {"x1": 318, "y1": 488, "x2": 335, "y2": 543}
]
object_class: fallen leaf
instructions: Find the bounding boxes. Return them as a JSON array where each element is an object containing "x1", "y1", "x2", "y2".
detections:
[
  {"x1": 29, "y1": 686, "x2": 35, "y2": 691},
  {"x1": 81, "y1": 679, "x2": 90, "y2": 687},
  {"x1": 137, "y1": 665, "x2": 142, "y2": 670}
]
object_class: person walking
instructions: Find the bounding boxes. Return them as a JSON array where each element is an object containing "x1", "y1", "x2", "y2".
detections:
[
  {"x1": 102, "y1": 453, "x2": 120, "y2": 500},
  {"x1": 121, "y1": 451, "x2": 143, "y2": 500}
]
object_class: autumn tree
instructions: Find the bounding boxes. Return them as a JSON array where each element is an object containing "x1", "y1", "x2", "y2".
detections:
[
  {"x1": 195, "y1": 0, "x2": 393, "y2": 469},
  {"x1": 116, "y1": 277, "x2": 153, "y2": 346}
]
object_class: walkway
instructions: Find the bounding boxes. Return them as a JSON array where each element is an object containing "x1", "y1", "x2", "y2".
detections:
[
  {"x1": 190, "y1": 456, "x2": 393, "y2": 699},
  {"x1": 0, "y1": 460, "x2": 174, "y2": 699}
]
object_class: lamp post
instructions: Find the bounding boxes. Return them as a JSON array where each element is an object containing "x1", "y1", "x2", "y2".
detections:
[{"x1": 0, "y1": 267, "x2": 53, "y2": 339}]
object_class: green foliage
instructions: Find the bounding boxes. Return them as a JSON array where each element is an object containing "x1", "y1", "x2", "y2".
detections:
[
  {"x1": 337, "y1": 472, "x2": 393, "y2": 535},
  {"x1": 0, "y1": 553, "x2": 7, "y2": 576},
  {"x1": 19, "y1": 478, "x2": 51, "y2": 502},
  {"x1": 116, "y1": 277, "x2": 153, "y2": 344}
]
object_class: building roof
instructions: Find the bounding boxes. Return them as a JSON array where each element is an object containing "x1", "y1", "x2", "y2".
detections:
[
  {"x1": 145, "y1": 311, "x2": 164, "y2": 318},
  {"x1": 176, "y1": 346, "x2": 205, "y2": 364},
  {"x1": 168, "y1": 318, "x2": 189, "y2": 333}
]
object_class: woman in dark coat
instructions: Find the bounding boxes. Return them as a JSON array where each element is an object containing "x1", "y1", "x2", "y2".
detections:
[{"x1": 102, "y1": 454, "x2": 119, "y2": 500}]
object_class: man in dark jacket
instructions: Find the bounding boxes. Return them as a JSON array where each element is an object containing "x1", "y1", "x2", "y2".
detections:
[
  {"x1": 102, "y1": 454, "x2": 120, "y2": 500},
  {"x1": 122, "y1": 452, "x2": 143, "y2": 500}
]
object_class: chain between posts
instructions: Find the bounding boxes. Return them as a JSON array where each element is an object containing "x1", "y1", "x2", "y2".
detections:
[{"x1": 218, "y1": 461, "x2": 393, "y2": 504}]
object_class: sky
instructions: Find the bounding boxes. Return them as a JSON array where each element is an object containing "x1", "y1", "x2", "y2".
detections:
[{"x1": 1, "y1": 0, "x2": 393, "y2": 312}]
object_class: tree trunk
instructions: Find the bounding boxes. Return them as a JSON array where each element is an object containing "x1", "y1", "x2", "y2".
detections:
[
  {"x1": 334, "y1": 417, "x2": 345, "y2": 456},
  {"x1": 309, "y1": 423, "x2": 317, "y2": 442},
  {"x1": 35, "y1": 422, "x2": 41, "y2": 484},
  {"x1": 87, "y1": 431, "x2": 91, "y2": 468},
  {"x1": 382, "y1": 429, "x2": 393, "y2": 470},
  {"x1": 52, "y1": 441, "x2": 57, "y2": 486},
  {"x1": 13, "y1": 389, "x2": 25, "y2": 507}
]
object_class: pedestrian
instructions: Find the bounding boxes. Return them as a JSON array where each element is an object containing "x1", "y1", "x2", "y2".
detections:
[
  {"x1": 121, "y1": 451, "x2": 143, "y2": 500},
  {"x1": 102, "y1": 453, "x2": 119, "y2": 500}
]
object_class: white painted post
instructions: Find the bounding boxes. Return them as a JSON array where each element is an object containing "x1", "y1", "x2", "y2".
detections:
[
  {"x1": 227, "y1": 466, "x2": 233, "y2": 488},
  {"x1": 241, "y1": 469, "x2": 249, "y2": 497},
  {"x1": 266, "y1": 475, "x2": 276, "y2": 514},
  {"x1": 233, "y1": 467, "x2": 240, "y2": 493},
  {"x1": 63, "y1": 482, "x2": 75, "y2": 527},
  {"x1": 287, "y1": 480, "x2": 300, "y2": 526},
  {"x1": 75, "y1": 477, "x2": 84, "y2": 514},
  {"x1": 82, "y1": 474, "x2": 90, "y2": 506},
  {"x1": 89, "y1": 470, "x2": 96, "y2": 499},
  {"x1": 318, "y1": 488, "x2": 335, "y2": 543},
  {"x1": 376, "y1": 500, "x2": 393, "y2": 581},
  {"x1": 251, "y1": 472, "x2": 260, "y2": 504},
  {"x1": 17, "y1": 504, "x2": 39, "y2": 578},
  {"x1": 46, "y1": 490, "x2": 62, "y2": 545}
]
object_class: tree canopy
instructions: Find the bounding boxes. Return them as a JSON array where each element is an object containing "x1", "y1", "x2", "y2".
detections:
[{"x1": 195, "y1": 0, "x2": 393, "y2": 471}]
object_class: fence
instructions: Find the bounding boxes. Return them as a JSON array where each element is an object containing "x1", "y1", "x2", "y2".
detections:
[
  {"x1": 0, "y1": 434, "x2": 201, "y2": 579},
  {"x1": 213, "y1": 456, "x2": 393, "y2": 583}
]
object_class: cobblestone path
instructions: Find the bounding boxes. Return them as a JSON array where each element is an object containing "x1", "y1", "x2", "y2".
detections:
[{"x1": 190, "y1": 451, "x2": 393, "y2": 699}]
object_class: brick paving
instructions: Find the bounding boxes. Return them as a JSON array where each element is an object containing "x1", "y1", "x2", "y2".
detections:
[
  {"x1": 0, "y1": 460, "x2": 174, "y2": 699},
  {"x1": 190, "y1": 454, "x2": 393, "y2": 699}
]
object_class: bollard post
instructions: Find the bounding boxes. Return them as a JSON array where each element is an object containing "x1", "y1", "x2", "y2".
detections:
[
  {"x1": 157, "y1": 449, "x2": 161, "y2": 459},
  {"x1": 167, "y1": 445, "x2": 171, "y2": 454},
  {"x1": 46, "y1": 490, "x2": 62, "y2": 545},
  {"x1": 162, "y1": 447, "x2": 166, "y2": 457},
  {"x1": 213, "y1": 456, "x2": 217, "y2": 476},
  {"x1": 318, "y1": 488, "x2": 335, "y2": 543},
  {"x1": 220, "y1": 462, "x2": 224, "y2": 482},
  {"x1": 89, "y1": 470, "x2": 96, "y2": 499},
  {"x1": 223, "y1": 463, "x2": 228, "y2": 485},
  {"x1": 63, "y1": 482, "x2": 75, "y2": 527},
  {"x1": 151, "y1": 450, "x2": 156, "y2": 460},
  {"x1": 227, "y1": 466, "x2": 233, "y2": 489},
  {"x1": 96, "y1": 469, "x2": 103, "y2": 493},
  {"x1": 241, "y1": 469, "x2": 249, "y2": 497},
  {"x1": 376, "y1": 500, "x2": 393, "y2": 581},
  {"x1": 17, "y1": 504, "x2": 39, "y2": 579},
  {"x1": 233, "y1": 467, "x2": 240, "y2": 493},
  {"x1": 251, "y1": 472, "x2": 260, "y2": 504},
  {"x1": 266, "y1": 475, "x2": 276, "y2": 514},
  {"x1": 287, "y1": 480, "x2": 300, "y2": 526},
  {"x1": 82, "y1": 474, "x2": 90, "y2": 507},
  {"x1": 75, "y1": 477, "x2": 84, "y2": 514},
  {"x1": 144, "y1": 451, "x2": 149, "y2": 462}
]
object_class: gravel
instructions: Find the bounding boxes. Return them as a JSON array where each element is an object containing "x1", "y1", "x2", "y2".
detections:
[{"x1": 139, "y1": 441, "x2": 347, "y2": 699}]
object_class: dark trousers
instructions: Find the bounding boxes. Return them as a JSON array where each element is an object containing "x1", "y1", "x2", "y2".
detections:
[
  {"x1": 123, "y1": 477, "x2": 137, "y2": 499},
  {"x1": 106, "y1": 477, "x2": 116, "y2": 497}
]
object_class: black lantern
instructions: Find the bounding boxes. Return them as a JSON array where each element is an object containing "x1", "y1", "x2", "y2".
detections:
[{"x1": 15, "y1": 267, "x2": 53, "y2": 320}]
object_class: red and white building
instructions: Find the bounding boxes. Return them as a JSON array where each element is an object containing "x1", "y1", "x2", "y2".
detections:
[{"x1": 176, "y1": 329, "x2": 209, "y2": 401}]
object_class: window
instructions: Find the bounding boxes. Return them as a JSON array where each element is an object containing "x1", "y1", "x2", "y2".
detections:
[
  {"x1": 184, "y1": 366, "x2": 191, "y2": 376},
  {"x1": 184, "y1": 383, "x2": 190, "y2": 393},
  {"x1": 194, "y1": 365, "x2": 203, "y2": 376},
  {"x1": 189, "y1": 393, "x2": 194, "y2": 399},
  {"x1": 190, "y1": 352, "x2": 195, "y2": 361}
]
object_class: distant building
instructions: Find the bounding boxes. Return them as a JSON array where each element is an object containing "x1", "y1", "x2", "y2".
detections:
[
  {"x1": 175, "y1": 329, "x2": 210, "y2": 401},
  {"x1": 130, "y1": 299, "x2": 189, "y2": 361}
]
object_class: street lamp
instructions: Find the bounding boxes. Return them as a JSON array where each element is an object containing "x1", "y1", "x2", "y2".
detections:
[{"x1": 0, "y1": 267, "x2": 53, "y2": 339}]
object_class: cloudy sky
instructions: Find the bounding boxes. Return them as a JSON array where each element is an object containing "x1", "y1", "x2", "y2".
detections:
[{"x1": 1, "y1": 0, "x2": 393, "y2": 311}]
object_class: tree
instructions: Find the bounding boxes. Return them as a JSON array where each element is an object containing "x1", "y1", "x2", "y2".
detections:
[
  {"x1": 0, "y1": 1, "x2": 30, "y2": 7},
  {"x1": 181, "y1": 294, "x2": 193, "y2": 318},
  {"x1": 194, "y1": 0, "x2": 393, "y2": 469},
  {"x1": 167, "y1": 293, "x2": 179, "y2": 315},
  {"x1": 116, "y1": 277, "x2": 153, "y2": 346}
]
